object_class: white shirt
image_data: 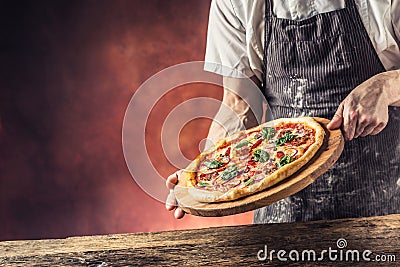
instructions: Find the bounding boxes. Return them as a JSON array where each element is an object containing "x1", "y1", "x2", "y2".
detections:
[{"x1": 204, "y1": 0, "x2": 400, "y2": 81}]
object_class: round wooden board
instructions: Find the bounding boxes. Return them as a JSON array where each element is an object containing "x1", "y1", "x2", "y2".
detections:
[{"x1": 174, "y1": 117, "x2": 344, "y2": 217}]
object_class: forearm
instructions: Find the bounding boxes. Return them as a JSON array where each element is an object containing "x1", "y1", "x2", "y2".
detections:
[
  {"x1": 207, "y1": 90, "x2": 260, "y2": 139},
  {"x1": 205, "y1": 75, "x2": 263, "y2": 148},
  {"x1": 380, "y1": 70, "x2": 400, "y2": 106}
]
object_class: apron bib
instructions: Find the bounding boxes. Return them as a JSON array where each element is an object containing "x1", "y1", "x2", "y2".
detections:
[{"x1": 254, "y1": 0, "x2": 400, "y2": 223}]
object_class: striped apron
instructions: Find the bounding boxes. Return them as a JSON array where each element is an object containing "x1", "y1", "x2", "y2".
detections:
[{"x1": 254, "y1": 0, "x2": 400, "y2": 223}]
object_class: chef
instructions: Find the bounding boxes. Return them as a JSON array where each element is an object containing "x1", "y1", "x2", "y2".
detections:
[{"x1": 166, "y1": 0, "x2": 400, "y2": 221}]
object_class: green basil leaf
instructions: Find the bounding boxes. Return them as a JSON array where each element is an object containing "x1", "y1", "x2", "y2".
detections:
[
  {"x1": 197, "y1": 182, "x2": 210, "y2": 187},
  {"x1": 278, "y1": 155, "x2": 291, "y2": 168},
  {"x1": 235, "y1": 140, "x2": 249, "y2": 149},
  {"x1": 204, "y1": 160, "x2": 223, "y2": 169},
  {"x1": 253, "y1": 149, "x2": 269, "y2": 162},
  {"x1": 275, "y1": 131, "x2": 296, "y2": 146},
  {"x1": 262, "y1": 127, "x2": 276, "y2": 140},
  {"x1": 221, "y1": 165, "x2": 238, "y2": 181},
  {"x1": 244, "y1": 177, "x2": 254, "y2": 186}
]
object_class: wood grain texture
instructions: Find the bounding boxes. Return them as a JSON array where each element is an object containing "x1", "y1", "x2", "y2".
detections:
[
  {"x1": 0, "y1": 214, "x2": 398, "y2": 266},
  {"x1": 175, "y1": 117, "x2": 344, "y2": 217}
]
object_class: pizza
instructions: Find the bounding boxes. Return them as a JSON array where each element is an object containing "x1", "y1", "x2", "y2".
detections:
[{"x1": 179, "y1": 117, "x2": 325, "y2": 203}]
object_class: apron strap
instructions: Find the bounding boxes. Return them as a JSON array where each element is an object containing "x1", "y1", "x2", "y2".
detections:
[
  {"x1": 344, "y1": 0, "x2": 386, "y2": 70},
  {"x1": 265, "y1": 0, "x2": 272, "y2": 18},
  {"x1": 344, "y1": 0, "x2": 357, "y2": 12},
  {"x1": 262, "y1": 0, "x2": 272, "y2": 91}
]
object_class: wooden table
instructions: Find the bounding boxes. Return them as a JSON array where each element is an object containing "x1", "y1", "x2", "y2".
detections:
[{"x1": 0, "y1": 214, "x2": 398, "y2": 266}]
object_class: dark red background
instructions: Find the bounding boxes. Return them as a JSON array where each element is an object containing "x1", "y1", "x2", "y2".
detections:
[{"x1": 0, "y1": 0, "x2": 252, "y2": 241}]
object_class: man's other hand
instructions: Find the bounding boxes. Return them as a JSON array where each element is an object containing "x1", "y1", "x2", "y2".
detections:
[
  {"x1": 165, "y1": 170, "x2": 186, "y2": 219},
  {"x1": 327, "y1": 73, "x2": 391, "y2": 140}
]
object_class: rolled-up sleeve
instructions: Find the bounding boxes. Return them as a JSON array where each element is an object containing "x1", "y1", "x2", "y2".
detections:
[{"x1": 204, "y1": 0, "x2": 254, "y2": 78}]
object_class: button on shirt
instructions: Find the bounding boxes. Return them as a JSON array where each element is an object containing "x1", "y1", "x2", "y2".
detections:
[{"x1": 204, "y1": 0, "x2": 400, "y2": 81}]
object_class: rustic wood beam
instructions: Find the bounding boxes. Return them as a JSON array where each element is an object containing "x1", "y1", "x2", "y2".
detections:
[{"x1": 0, "y1": 214, "x2": 398, "y2": 266}]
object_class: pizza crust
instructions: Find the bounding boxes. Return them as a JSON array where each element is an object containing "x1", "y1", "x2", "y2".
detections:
[{"x1": 178, "y1": 117, "x2": 325, "y2": 203}]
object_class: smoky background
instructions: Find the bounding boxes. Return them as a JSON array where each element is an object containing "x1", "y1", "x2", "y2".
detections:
[{"x1": 0, "y1": 0, "x2": 253, "y2": 241}]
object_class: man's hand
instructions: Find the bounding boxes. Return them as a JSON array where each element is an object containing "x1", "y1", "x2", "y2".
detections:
[
  {"x1": 327, "y1": 71, "x2": 400, "y2": 140},
  {"x1": 165, "y1": 170, "x2": 186, "y2": 219}
]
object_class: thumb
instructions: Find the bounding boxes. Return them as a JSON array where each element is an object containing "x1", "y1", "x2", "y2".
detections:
[{"x1": 327, "y1": 102, "x2": 344, "y2": 130}]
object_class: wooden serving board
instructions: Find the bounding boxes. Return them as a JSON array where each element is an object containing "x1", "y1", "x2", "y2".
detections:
[{"x1": 174, "y1": 117, "x2": 344, "y2": 217}]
